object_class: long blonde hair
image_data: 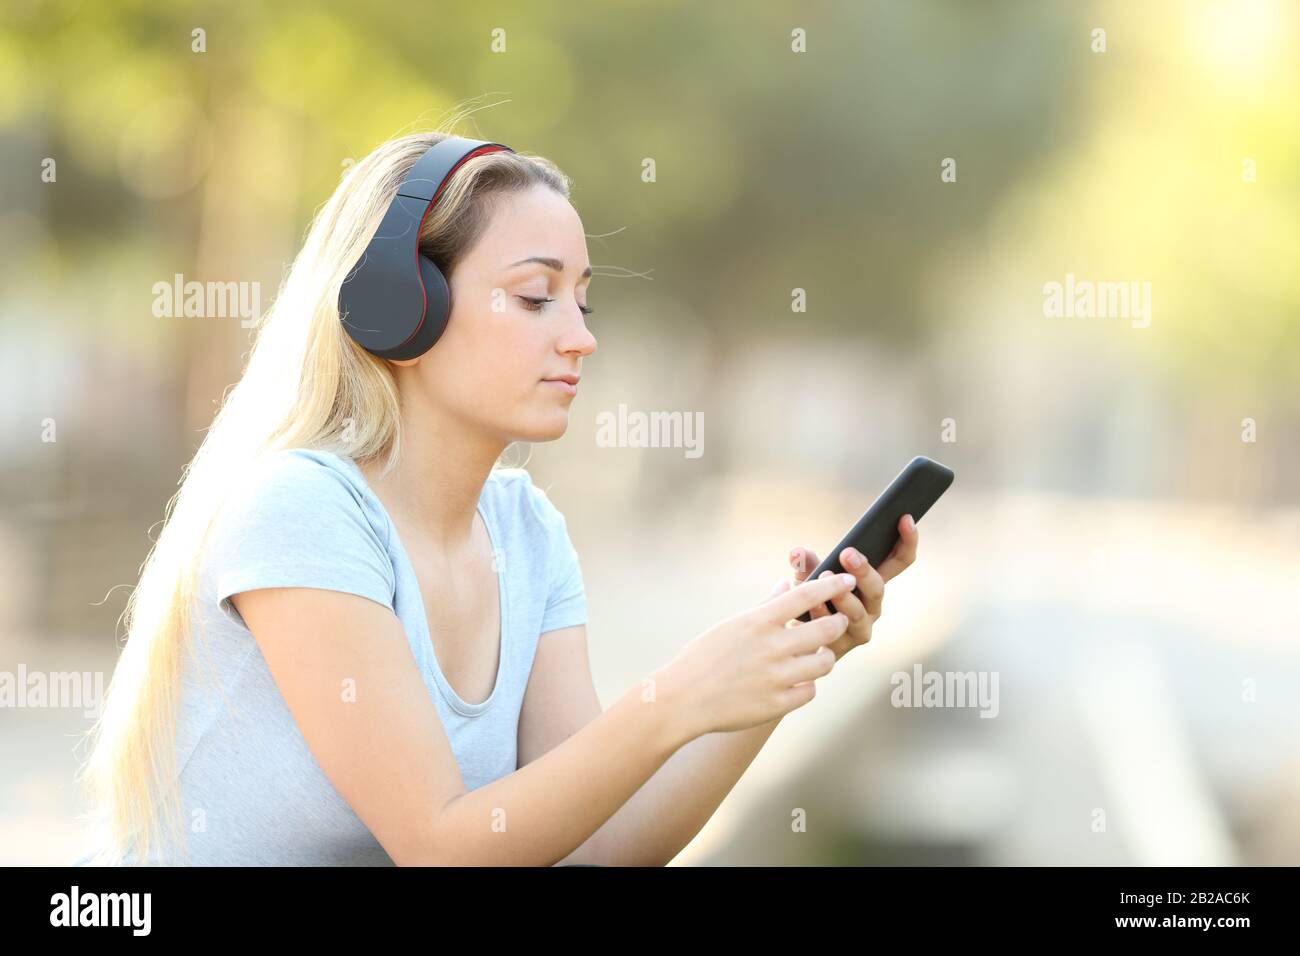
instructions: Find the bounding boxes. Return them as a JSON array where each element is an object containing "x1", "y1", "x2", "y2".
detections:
[{"x1": 76, "y1": 125, "x2": 572, "y2": 864}]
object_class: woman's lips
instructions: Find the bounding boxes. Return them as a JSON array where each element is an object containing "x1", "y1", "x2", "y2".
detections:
[{"x1": 542, "y1": 378, "x2": 578, "y2": 396}]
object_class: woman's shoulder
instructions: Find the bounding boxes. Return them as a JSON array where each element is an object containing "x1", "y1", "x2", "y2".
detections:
[
  {"x1": 489, "y1": 469, "x2": 586, "y2": 625},
  {"x1": 211, "y1": 446, "x2": 390, "y2": 550},
  {"x1": 484, "y1": 466, "x2": 576, "y2": 543},
  {"x1": 201, "y1": 446, "x2": 396, "y2": 610},
  {"x1": 231, "y1": 447, "x2": 373, "y2": 503},
  {"x1": 243, "y1": 446, "x2": 365, "y2": 488},
  {"x1": 486, "y1": 466, "x2": 555, "y2": 517}
]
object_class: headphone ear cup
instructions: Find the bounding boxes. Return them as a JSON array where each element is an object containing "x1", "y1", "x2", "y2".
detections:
[{"x1": 387, "y1": 255, "x2": 451, "y2": 360}]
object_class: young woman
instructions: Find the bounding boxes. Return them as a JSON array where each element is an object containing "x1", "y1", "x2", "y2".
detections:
[{"x1": 76, "y1": 127, "x2": 919, "y2": 866}]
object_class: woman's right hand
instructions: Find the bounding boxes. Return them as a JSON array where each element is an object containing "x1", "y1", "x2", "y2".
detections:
[{"x1": 656, "y1": 572, "x2": 858, "y2": 737}]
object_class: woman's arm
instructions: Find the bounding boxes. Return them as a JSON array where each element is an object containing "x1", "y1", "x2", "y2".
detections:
[
  {"x1": 520, "y1": 622, "x2": 782, "y2": 866},
  {"x1": 608, "y1": 717, "x2": 784, "y2": 864},
  {"x1": 519, "y1": 526, "x2": 920, "y2": 866},
  {"x1": 232, "y1": 586, "x2": 694, "y2": 866},
  {"x1": 234, "y1": 570, "x2": 852, "y2": 865},
  {"x1": 521, "y1": 600, "x2": 816, "y2": 868}
]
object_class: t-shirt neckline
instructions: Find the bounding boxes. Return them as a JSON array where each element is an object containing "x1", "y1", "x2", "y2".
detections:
[{"x1": 330, "y1": 450, "x2": 508, "y2": 718}]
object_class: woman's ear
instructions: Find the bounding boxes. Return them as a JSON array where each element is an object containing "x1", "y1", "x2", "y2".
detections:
[{"x1": 387, "y1": 356, "x2": 421, "y2": 368}]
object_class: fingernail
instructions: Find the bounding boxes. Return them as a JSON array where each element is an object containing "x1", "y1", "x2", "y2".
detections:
[
  {"x1": 905, "y1": 514, "x2": 915, "y2": 530},
  {"x1": 839, "y1": 573, "x2": 856, "y2": 588},
  {"x1": 843, "y1": 549, "x2": 863, "y2": 570}
]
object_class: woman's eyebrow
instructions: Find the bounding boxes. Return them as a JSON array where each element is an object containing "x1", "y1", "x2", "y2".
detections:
[{"x1": 505, "y1": 256, "x2": 593, "y2": 279}]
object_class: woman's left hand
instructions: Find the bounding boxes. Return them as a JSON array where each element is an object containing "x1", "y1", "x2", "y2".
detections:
[{"x1": 767, "y1": 514, "x2": 920, "y2": 661}]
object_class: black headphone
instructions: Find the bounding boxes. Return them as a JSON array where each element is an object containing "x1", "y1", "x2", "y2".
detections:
[{"x1": 338, "y1": 136, "x2": 515, "y2": 360}]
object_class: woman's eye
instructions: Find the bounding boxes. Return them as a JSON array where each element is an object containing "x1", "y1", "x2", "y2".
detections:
[{"x1": 517, "y1": 295, "x2": 595, "y2": 317}]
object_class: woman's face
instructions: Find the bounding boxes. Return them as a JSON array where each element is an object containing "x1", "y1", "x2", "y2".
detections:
[{"x1": 393, "y1": 183, "x2": 596, "y2": 444}]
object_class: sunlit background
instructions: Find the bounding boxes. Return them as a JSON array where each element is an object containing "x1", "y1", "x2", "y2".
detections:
[{"x1": 1, "y1": 0, "x2": 1297, "y2": 865}]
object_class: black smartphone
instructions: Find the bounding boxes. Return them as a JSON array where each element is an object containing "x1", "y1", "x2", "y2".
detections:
[{"x1": 796, "y1": 455, "x2": 954, "y2": 622}]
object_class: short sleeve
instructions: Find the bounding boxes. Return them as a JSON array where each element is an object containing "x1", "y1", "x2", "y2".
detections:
[
  {"x1": 525, "y1": 477, "x2": 588, "y2": 634},
  {"x1": 206, "y1": 451, "x2": 396, "y2": 620}
]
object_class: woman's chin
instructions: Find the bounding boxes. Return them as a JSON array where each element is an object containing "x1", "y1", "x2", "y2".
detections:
[{"x1": 516, "y1": 410, "x2": 571, "y2": 443}]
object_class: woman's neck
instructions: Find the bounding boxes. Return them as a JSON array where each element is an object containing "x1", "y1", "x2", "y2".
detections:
[{"x1": 359, "y1": 410, "x2": 507, "y2": 555}]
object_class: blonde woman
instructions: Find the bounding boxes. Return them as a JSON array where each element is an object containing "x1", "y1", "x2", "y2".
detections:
[{"x1": 75, "y1": 127, "x2": 919, "y2": 866}]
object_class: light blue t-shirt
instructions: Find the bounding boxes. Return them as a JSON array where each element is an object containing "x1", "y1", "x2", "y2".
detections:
[{"x1": 81, "y1": 447, "x2": 587, "y2": 866}]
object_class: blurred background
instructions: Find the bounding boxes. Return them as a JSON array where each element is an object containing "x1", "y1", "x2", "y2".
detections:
[{"x1": 1, "y1": 0, "x2": 1297, "y2": 865}]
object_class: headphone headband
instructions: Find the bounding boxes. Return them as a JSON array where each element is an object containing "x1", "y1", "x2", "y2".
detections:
[
  {"x1": 339, "y1": 136, "x2": 515, "y2": 360},
  {"x1": 398, "y1": 139, "x2": 512, "y2": 202}
]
